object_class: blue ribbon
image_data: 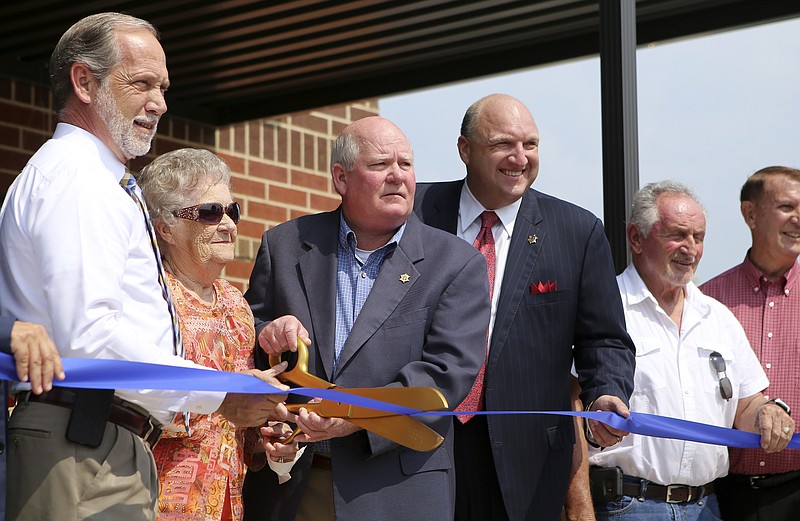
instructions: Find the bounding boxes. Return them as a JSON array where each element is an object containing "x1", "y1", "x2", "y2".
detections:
[{"x1": 3, "y1": 353, "x2": 797, "y2": 449}]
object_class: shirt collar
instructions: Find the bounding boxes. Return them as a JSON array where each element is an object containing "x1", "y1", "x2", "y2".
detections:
[
  {"x1": 338, "y1": 211, "x2": 406, "y2": 253},
  {"x1": 742, "y1": 251, "x2": 798, "y2": 292},
  {"x1": 54, "y1": 122, "x2": 126, "y2": 182},
  {"x1": 620, "y1": 264, "x2": 709, "y2": 317},
  {"x1": 458, "y1": 180, "x2": 522, "y2": 235}
]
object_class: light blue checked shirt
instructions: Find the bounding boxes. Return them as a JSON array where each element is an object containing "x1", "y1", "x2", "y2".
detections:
[{"x1": 333, "y1": 215, "x2": 405, "y2": 377}]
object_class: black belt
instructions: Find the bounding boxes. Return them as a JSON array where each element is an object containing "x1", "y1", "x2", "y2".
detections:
[
  {"x1": 727, "y1": 471, "x2": 800, "y2": 490},
  {"x1": 622, "y1": 479, "x2": 714, "y2": 503},
  {"x1": 16, "y1": 388, "x2": 163, "y2": 448}
]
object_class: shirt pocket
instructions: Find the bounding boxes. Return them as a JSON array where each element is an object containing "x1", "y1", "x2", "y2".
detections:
[
  {"x1": 632, "y1": 337, "x2": 667, "y2": 396},
  {"x1": 696, "y1": 344, "x2": 737, "y2": 404}
]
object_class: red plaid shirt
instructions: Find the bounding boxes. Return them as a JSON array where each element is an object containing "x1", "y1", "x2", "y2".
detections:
[{"x1": 701, "y1": 257, "x2": 800, "y2": 475}]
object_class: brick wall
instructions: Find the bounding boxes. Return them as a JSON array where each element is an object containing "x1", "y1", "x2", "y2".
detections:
[{"x1": 0, "y1": 76, "x2": 378, "y2": 291}]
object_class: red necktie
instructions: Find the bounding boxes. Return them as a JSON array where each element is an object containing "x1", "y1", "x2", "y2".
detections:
[{"x1": 456, "y1": 210, "x2": 499, "y2": 423}]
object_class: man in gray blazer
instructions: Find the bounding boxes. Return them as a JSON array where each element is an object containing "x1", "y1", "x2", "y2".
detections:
[
  {"x1": 242, "y1": 116, "x2": 491, "y2": 521},
  {"x1": 414, "y1": 94, "x2": 636, "y2": 521}
]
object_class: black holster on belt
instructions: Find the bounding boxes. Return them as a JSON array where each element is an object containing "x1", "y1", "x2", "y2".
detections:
[
  {"x1": 65, "y1": 388, "x2": 115, "y2": 447},
  {"x1": 589, "y1": 465, "x2": 624, "y2": 502}
]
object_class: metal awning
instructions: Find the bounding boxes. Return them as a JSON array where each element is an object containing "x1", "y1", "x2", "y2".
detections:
[{"x1": 2, "y1": 0, "x2": 798, "y2": 125}]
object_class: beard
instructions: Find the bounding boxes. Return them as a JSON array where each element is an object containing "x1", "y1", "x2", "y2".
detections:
[{"x1": 95, "y1": 82, "x2": 158, "y2": 159}]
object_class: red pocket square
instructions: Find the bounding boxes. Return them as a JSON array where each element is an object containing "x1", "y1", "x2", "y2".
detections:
[{"x1": 530, "y1": 280, "x2": 557, "y2": 294}]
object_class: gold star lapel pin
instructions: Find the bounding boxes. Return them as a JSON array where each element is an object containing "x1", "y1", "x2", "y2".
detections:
[
  {"x1": 528, "y1": 234, "x2": 538, "y2": 244},
  {"x1": 399, "y1": 273, "x2": 411, "y2": 283}
]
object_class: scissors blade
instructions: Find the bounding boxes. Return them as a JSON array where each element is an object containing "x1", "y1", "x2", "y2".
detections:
[
  {"x1": 348, "y1": 415, "x2": 444, "y2": 452},
  {"x1": 340, "y1": 387, "x2": 448, "y2": 412}
]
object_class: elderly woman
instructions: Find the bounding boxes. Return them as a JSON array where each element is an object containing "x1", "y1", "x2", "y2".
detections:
[{"x1": 138, "y1": 148, "x2": 297, "y2": 521}]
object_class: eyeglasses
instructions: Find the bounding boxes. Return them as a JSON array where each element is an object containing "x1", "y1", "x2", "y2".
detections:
[
  {"x1": 174, "y1": 202, "x2": 241, "y2": 225},
  {"x1": 709, "y1": 351, "x2": 733, "y2": 401}
]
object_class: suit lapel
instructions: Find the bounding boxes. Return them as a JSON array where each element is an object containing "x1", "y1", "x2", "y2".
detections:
[
  {"x1": 298, "y1": 212, "x2": 340, "y2": 380},
  {"x1": 490, "y1": 189, "x2": 544, "y2": 364},
  {"x1": 335, "y1": 216, "x2": 424, "y2": 376}
]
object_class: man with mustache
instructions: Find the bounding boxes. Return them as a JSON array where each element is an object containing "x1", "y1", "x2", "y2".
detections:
[
  {"x1": 589, "y1": 180, "x2": 794, "y2": 520},
  {"x1": 701, "y1": 166, "x2": 800, "y2": 521},
  {"x1": 0, "y1": 13, "x2": 287, "y2": 520}
]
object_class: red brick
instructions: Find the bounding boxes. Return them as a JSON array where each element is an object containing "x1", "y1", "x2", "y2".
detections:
[
  {"x1": 263, "y1": 124, "x2": 275, "y2": 161},
  {"x1": 317, "y1": 136, "x2": 329, "y2": 173},
  {"x1": 233, "y1": 123, "x2": 246, "y2": 154},
  {"x1": 310, "y1": 193, "x2": 340, "y2": 212},
  {"x1": 171, "y1": 118, "x2": 187, "y2": 140},
  {"x1": 32, "y1": 84, "x2": 51, "y2": 110},
  {"x1": 188, "y1": 121, "x2": 207, "y2": 145},
  {"x1": 231, "y1": 176, "x2": 265, "y2": 198},
  {"x1": 0, "y1": 78, "x2": 11, "y2": 100},
  {"x1": 0, "y1": 148, "x2": 31, "y2": 173},
  {"x1": 277, "y1": 127, "x2": 288, "y2": 163},
  {"x1": 303, "y1": 134, "x2": 315, "y2": 169},
  {"x1": 0, "y1": 124, "x2": 19, "y2": 147},
  {"x1": 291, "y1": 113, "x2": 328, "y2": 134},
  {"x1": 21, "y1": 130, "x2": 48, "y2": 152},
  {"x1": 237, "y1": 218, "x2": 268, "y2": 239},
  {"x1": 270, "y1": 185, "x2": 306, "y2": 206},
  {"x1": 249, "y1": 122, "x2": 260, "y2": 156},
  {"x1": 351, "y1": 107, "x2": 378, "y2": 121},
  {"x1": 317, "y1": 105, "x2": 347, "y2": 118},
  {"x1": 0, "y1": 101, "x2": 49, "y2": 130},
  {"x1": 218, "y1": 127, "x2": 230, "y2": 150},
  {"x1": 15, "y1": 82, "x2": 31, "y2": 104},
  {"x1": 1, "y1": 172, "x2": 17, "y2": 198},
  {"x1": 249, "y1": 160, "x2": 287, "y2": 182},
  {"x1": 154, "y1": 137, "x2": 184, "y2": 155},
  {"x1": 223, "y1": 258, "x2": 254, "y2": 280},
  {"x1": 290, "y1": 209, "x2": 310, "y2": 219},
  {"x1": 332, "y1": 120, "x2": 347, "y2": 136},
  {"x1": 249, "y1": 201, "x2": 289, "y2": 222},
  {"x1": 292, "y1": 170, "x2": 329, "y2": 192},
  {"x1": 218, "y1": 152, "x2": 245, "y2": 174},
  {"x1": 290, "y1": 130, "x2": 302, "y2": 167}
]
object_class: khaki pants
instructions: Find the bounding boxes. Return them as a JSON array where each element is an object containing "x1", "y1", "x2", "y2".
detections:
[{"x1": 7, "y1": 400, "x2": 158, "y2": 521}]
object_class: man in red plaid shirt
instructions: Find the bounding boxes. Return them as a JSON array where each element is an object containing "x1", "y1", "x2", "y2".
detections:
[{"x1": 701, "y1": 166, "x2": 800, "y2": 521}]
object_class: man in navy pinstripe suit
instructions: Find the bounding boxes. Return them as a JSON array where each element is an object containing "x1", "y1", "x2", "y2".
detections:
[{"x1": 414, "y1": 94, "x2": 636, "y2": 521}]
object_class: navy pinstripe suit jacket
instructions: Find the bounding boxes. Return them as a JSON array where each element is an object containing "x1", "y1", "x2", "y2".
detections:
[{"x1": 415, "y1": 180, "x2": 635, "y2": 521}]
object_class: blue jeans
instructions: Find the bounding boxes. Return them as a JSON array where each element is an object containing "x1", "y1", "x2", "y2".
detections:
[{"x1": 595, "y1": 493, "x2": 722, "y2": 520}]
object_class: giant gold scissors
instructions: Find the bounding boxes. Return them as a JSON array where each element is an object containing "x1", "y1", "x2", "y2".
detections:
[{"x1": 269, "y1": 339, "x2": 448, "y2": 451}]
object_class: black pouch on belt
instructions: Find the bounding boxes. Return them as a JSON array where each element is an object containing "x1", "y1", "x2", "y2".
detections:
[
  {"x1": 66, "y1": 388, "x2": 115, "y2": 447},
  {"x1": 589, "y1": 465, "x2": 624, "y2": 502}
]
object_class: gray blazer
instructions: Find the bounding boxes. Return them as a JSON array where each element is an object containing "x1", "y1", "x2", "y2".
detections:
[{"x1": 242, "y1": 209, "x2": 490, "y2": 521}]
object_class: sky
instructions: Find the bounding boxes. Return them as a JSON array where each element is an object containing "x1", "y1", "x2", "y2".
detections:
[{"x1": 379, "y1": 17, "x2": 800, "y2": 284}]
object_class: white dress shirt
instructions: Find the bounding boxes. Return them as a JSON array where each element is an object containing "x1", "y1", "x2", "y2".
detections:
[
  {"x1": 589, "y1": 264, "x2": 769, "y2": 486},
  {"x1": 0, "y1": 123, "x2": 223, "y2": 424},
  {"x1": 458, "y1": 182, "x2": 521, "y2": 344}
]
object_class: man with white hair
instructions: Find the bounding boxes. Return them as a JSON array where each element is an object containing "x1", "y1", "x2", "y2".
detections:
[{"x1": 589, "y1": 180, "x2": 793, "y2": 520}]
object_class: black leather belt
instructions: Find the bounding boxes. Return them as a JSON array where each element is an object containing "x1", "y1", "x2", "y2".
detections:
[
  {"x1": 16, "y1": 388, "x2": 163, "y2": 448},
  {"x1": 622, "y1": 480, "x2": 714, "y2": 503},
  {"x1": 727, "y1": 471, "x2": 800, "y2": 490}
]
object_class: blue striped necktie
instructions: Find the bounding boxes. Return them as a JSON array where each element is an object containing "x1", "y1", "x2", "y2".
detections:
[{"x1": 120, "y1": 170, "x2": 184, "y2": 358}]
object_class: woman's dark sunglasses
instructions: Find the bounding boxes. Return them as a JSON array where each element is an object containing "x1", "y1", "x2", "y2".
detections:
[{"x1": 174, "y1": 202, "x2": 241, "y2": 225}]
